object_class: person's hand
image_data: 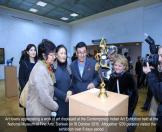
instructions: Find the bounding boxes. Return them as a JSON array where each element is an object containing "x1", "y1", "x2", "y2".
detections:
[
  {"x1": 87, "y1": 83, "x2": 95, "y2": 89},
  {"x1": 95, "y1": 63, "x2": 100, "y2": 71},
  {"x1": 65, "y1": 90, "x2": 72, "y2": 102},
  {"x1": 143, "y1": 62, "x2": 152, "y2": 74}
]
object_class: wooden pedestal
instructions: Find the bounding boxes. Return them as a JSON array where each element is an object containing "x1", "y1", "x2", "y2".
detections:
[
  {"x1": 69, "y1": 88, "x2": 128, "y2": 132},
  {"x1": 4, "y1": 66, "x2": 18, "y2": 97}
]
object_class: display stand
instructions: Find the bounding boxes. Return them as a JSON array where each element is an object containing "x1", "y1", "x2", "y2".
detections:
[
  {"x1": 4, "y1": 66, "x2": 18, "y2": 97},
  {"x1": 69, "y1": 88, "x2": 129, "y2": 132}
]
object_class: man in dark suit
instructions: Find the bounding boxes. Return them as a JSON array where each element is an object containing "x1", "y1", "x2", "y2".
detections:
[
  {"x1": 70, "y1": 42, "x2": 100, "y2": 94},
  {"x1": 135, "y1": 56, "x2": 142, "y2": 88},
  {"x1": 143, "y1": 46, "x2": 162, "y2": 132}
]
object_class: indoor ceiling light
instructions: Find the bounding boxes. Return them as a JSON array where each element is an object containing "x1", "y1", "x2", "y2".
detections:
[
  {"x1": 60, "y1": 17, "x2": 69, "y2": 21},
  {"x1": 70, "y1": 13, "x2": 79, "y2": 17},
  {"x1": 29, "y1": 8, "x2": 38, "y2": 13},
  {"x1": 36, "y1": 1, "x2": 47, "y2": 7}
]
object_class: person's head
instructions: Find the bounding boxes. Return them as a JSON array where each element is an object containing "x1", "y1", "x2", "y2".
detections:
[
  {"x1": 38, "y1": 39, "x2": 56, "y2": 65},
  {"x1": 56, "y1": 45, "x2": 67, "y2": 64},
  {"x1": 114, "y1": 54, "x2": 128, "y2": 73},
  {"x1": 109, "y1": 53, "x2": 118, "y2": 62},
  {"x1": 75, "y1": 42, "x2": 87, "y2": 62},
  {"x1": 158, "y1": 46, "x2": 162, "y2": 66},
  {"x1": 19, "y1": 44, "x2": 37, "y2": 63},
  {"x1": 124, "y1": 52, "x2": 128, "y2": 57},
  {"x1": 137, "y1": 56, "x2": 141, "y2": 61},
  {"x1": 108, "y1": 46, "x2": 118, "y2": 62},
  {"x1": 108, "y1": 46, "x2": 118, "y2": 55}
]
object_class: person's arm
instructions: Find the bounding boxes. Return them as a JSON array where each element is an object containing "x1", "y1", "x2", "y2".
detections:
[
  {"x1": 127, "y1": 74, "x2": 138, "y2": 117},
  {"x1": 91, "y1": 60, "x2": 101, "y2": 88},
  {"x1": 54, "y1": 87, "x2": 66, "y2": 101},
  {"x1": 87, "y1": 70, "x2": 101, "y2": 89},
  {"x1": 143, "y1": 62, "x2": 162, "y2": 102},
  {"x1": 18, "y1": 61, "x2": 27, "y2": 91},
  {"x1": 147, "y1": 72, "x2": 162, "y2": 102},
  {"x1": 69, "y1": 64, "x2": 75, "y2": 93}
]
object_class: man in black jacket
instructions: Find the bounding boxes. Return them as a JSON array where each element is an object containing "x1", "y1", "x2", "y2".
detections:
[{"x1": 143, "y1": 46, "x2": 162, "y2": 132}]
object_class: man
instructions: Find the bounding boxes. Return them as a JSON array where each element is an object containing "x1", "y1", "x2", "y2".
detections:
[
  {"x1": 143, "y1": 46, "x2": 162, "y2": 132},
  {"x1": 135, "y1": 56, "x2": 142, "y2": 88},
  {"x1": 71, "y1": 42, "x2": 100, "y2": 94}
]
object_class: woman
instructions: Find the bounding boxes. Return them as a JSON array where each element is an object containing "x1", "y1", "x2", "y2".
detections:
[
  {"x1": 106, "y1": 54, "x2": 138, "y2": 117},
  {"x1": 54, "y1": 45, "x2": 72, "y2": 117},
  {"x1": 19, "y1": 44, "x2": 37, "y2": 93},
  {"x1": 26, "y1": 39, "x2": 58, "y2": 131}
]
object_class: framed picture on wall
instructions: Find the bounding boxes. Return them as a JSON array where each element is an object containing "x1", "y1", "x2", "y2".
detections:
[{"x1": 0, "y1": 48, "x2": 5, "y2": 64}]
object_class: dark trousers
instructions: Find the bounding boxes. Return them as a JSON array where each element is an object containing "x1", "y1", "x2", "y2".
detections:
[
  {"x1": 156, "y1": 109, "x2": 162, "y2": 132},
  {"x1": 156, "y1": 125, "x2": 162, "y2": 132},
  {"x1": 139, "y1": 73, "x2": 146, "y2": 88},
  {"x1": 136, "y1": 74, "x2": 141, "y2": 88},
  {"x1": 143, "y1": 86, "x2": 153, "y2": 110}
]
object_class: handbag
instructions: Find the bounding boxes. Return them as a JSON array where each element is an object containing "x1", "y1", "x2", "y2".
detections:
[
  {"x1": 149, "y1": 96, "x2": 159, "y2": 117},
  {"x1": 19, "y1": 81, "x2": 29, "y2": 108}
]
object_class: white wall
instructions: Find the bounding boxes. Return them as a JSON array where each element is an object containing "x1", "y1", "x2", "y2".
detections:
[
  {"x1": 71, "y1": 7, "x2": 143, "y2": 46},
  {"x1": 143, "y1": 2, "x2": 162, "y2": 55},
  {"x1": 0, "y1": 8, "x2": 71, "y2": 79},
  {"x1": 71, "y1": 1, "x2": 162, "y2": 57}
]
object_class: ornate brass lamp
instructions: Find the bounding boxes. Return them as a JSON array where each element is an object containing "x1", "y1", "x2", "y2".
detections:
[{"x1": 95, "y1": 38, "x2": 110, "y2": 99}]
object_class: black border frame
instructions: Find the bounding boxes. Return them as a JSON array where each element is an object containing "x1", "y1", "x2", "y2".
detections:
[{"x1": 0, "y1": 48, "x2": 5, "y2": 64}]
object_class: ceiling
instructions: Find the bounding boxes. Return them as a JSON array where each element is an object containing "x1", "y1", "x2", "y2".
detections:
[{"x1": 0, "y1": 0, "x2": 139, "y2": 23}]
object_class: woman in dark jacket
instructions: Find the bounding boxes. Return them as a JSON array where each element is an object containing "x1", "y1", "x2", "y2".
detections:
[
  {"x1": 106, "y1": 54, "x2": 138, "y2": 117},
  {"x1": 18, "y1": 44, "x2": 37, "y2": 117},
  {"x1": 18, "y1": 44, "x2": 37, "y2": 92},
  {"x1": 54, "y1": 45, "x2": 72, "y2": 117}
]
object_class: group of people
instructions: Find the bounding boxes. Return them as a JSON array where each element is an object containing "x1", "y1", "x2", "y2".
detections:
[
  {"x1": 18, "y1": 40, "x2": 100, "y2": 131},
  {"x1": 18, "y1": 38, "x2": 162, "y2": 132}
]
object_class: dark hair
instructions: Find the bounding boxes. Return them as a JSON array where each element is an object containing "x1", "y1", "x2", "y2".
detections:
[
  {"x1": 75, "y1": 42, "x2": 87, "y2": 51},
  {"x1": 19, "y1": 44, "x2": 37, "y2": 63},
  {"x1": 56, "y1": 45, "x2": 67, "y2": 55},
  {"x1": 124, "y1": 52, "x2": 128, "y2": 57},
  {"x1": 38, "y1": 39, "x2": 56, "y2": 60},
  {"x1": 56, "y1": 44, "x2": 68, "y2": 65}
]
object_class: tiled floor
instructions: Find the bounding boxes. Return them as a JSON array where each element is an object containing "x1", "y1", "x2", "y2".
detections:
[{"x1": 0, "y1": 80, "x2": 156, "y2": 132}]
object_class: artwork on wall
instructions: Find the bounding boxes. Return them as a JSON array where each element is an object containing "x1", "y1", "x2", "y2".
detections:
[{"x1": 0, "y1": 48, "x2": 5, "y2": 64}]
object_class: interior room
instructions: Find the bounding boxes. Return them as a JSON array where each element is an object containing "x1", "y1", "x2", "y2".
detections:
[{"x1": 0, "y1": 0, "x2": 162, "y2": 132}]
